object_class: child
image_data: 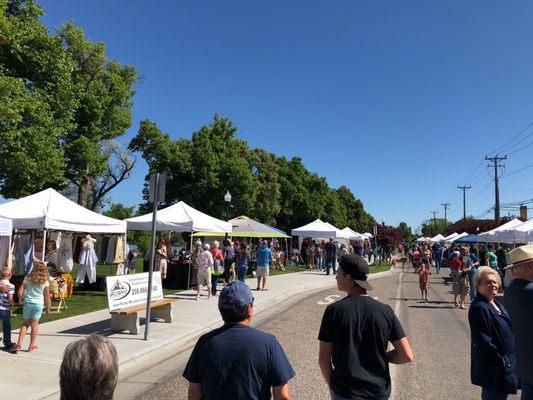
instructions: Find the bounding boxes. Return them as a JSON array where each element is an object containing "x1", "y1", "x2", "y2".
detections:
[
  {"x1": 0, "y1": 267, "x2": 16, "y2": 352},
  {"x1": 15, "y1": 259, "x2": 51, "y2": 352},
  {"x1": 418, "y1": 262, "x2": 431, "y2": 301}
]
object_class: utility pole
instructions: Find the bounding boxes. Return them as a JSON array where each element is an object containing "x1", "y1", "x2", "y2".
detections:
[
  {"x1": 431, "y1": 211, "x2": 438, "y2": 223},
  {"x1": 441, "y1": 202, "x2": 450, "y2": 226},
  {"x1": 457, "y1": 186, "x2": 471, "y2": 220},
  {"x1": 485, "y1": 155, "x2": 507, "y2": 225}
]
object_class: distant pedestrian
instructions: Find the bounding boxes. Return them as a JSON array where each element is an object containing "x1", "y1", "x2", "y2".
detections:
[
  {"x1": 503, "y1": 245, "x2": 533, "y2": 400},
  {"x1": 468, "y1": 267, "x2": 519, "y2": 400},
  {"x1": 325, "y1": 238, "x2": 337, "y2": 275},
  {"x1": 155, "y1": 238, "x2": 169, "y2": 279},
  {"x1": 235, "y1": 242, "x2": 250, "y2": 282},
  {"x1": 15, "y1": 259, "x2": 51, "y2": 352},
  {"x1": 256, "y1": 240, "x2": 272, "y2": 291},
  {"x1": 196, "y1": 243, "x2": 213, "y2": 300},
  {"x1": 486, "y1": 244, "x2": 499, "y2": 271},
  {"x1": 466, "y1": 246, "x2": 480, "y2": 301},
  {"x1": 223, "y1": 239, "x2": 236, "y2": 284},
  {"x1": 452, "y1": 249, "x2": 471, "y2": 309},
  {"x1": 211, "y1": 241, "x2": 224, "y2": 296},
  {"x1": 412, "y1": 245, "x2": 421, "y2": 272},
  {"x1": 318, "y1": 254, "x2": 413, "y2": 400},
  {"x1": 353, "y1": 241, "x2": 364, "y2": 257},
  {"x1": 0, "y1": 267, "x2": 15, "y2": 352},
  {"x1": 418, "y1": 261, "x2": 431, "y2": 301},
  {"x1": 433, "y1": 244, "x2": 443, "y2": 274},
  {"x1": 60, "y1": 335, "x2": 118, "y2": 400},
  {"x1": 183, "y1": 281, "x2": 295, "y2": 400}
]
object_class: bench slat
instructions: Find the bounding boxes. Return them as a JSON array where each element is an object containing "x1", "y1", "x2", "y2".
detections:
[{"x1": 110, "y1": 298, "x2": 177, "y2": 315}]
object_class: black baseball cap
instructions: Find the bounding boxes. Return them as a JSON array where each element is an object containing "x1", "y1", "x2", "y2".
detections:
[{"x1": 339, "y1": 254, "x2": 373, "y2": 290}]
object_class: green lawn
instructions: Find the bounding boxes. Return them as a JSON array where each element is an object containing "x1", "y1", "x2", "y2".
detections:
[{"x1": 369, "y1": 262, "x2": 393, "y2": 274}]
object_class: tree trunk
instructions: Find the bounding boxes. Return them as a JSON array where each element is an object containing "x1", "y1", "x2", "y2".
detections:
[{"x1": 78, "y1": 174, "x2": 90, "y2": 208}]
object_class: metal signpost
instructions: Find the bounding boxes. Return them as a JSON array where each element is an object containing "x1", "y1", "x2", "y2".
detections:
[{"x1": 144, "y1": 173, "x2": 166, "y2": 341}]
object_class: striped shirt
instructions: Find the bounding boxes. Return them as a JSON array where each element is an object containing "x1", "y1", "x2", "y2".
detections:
[{"x1": 0, "y1": 279, "x2": 14, "y2": 310}]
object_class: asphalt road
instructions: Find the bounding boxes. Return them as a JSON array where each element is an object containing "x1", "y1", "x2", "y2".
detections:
[{"x1": 133, "y1": 265, "x2": 521, "y2": 400}]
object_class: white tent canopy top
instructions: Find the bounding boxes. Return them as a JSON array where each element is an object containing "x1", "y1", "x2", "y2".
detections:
[
  {"x1": 449, "y1": 232, "x2": 469, "y2": 242},
  {"x1": 443, "y1": 232, "x2": 459, "y2": 242},
  {"x1": 429, "y1": 234, "x2": 446, "y2": 243},
  {"x1": 497, "y1": 217, "x2": 533, "y2": 244},
  {"x1": 291, "y1": 219, "x2": 349, "y2": 239},
  {"x1": 340, "y1": 227, "x2": 365, "y2": 240},
  {"x1": 0, "y1": 217, "x2": 12, "y2": 237},
  {"x1": 477, "y1": 218, "x2": 525, "y2": 243},
  {"x1": 0, "y1": 188, "x2": 126, "y2": 233},
  {"x1": 125, "y1": 201, "x2": 232, "y2": 233}
]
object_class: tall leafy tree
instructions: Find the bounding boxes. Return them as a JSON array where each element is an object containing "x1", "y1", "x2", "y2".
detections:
[{"x1": 0, "y1": 0, "x2": 74, "y2": 197}]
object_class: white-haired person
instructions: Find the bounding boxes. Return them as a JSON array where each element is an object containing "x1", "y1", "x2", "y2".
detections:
[
  {"x1": 196, "y1": 243, "x2": 213, "y2": 300},
  {"x1": 60, "y1": 334, "x2": 118, "y2": 400},
  {"x1": 504, "y1": 245, "x2": 533, "y2": 400},
  {"x1": 468, "y1": 267, "x2": 519, "y2": 400}
]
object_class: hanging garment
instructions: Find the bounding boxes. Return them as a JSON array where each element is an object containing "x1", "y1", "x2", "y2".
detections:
[
  {"x1": 14, "y1": 233, "x2": 34, "y2": 276},
  {"x1": 77, "y1": 241, "x2": 98, "y2": 284},
  {"x1": 0, "y1": 236, "x2": 10, "y2": 269},
  {"x1": 57, "y1": 233, "x2": 74, "y2": 273},
  {"x1": 106, "y1": 236, "x2": 117, "y2": 264},
  {"x1": 114, "y1": 236, "x2": 124, "y2": 264}
]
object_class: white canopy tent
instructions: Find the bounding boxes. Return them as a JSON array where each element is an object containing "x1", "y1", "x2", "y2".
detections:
[
  {"x1": 0, "y1": 188, "x2": 126, "y2": 233},
  {"x1": 493, "y1": 218, "x2": 533, "y2": 244},
  {"x1": 429, "y1": 234, "x2": 446, "y2": 243},
  {"x1": 443, "y1": 232, "x2": 459, "y2": 243},
  {"x1": 449, "y1": 232, "x2": 469, "y2": 242},
  {"x1": 415, "y1": 237, "x2": 428, "y2": 243},
  {"x1": 477, "y1": 218, "x2": 525, "y2": 243},
  {"x1": 363, "y1": 232, "x2": 373, "y2": 239},
  {"x1": 291, "y1": 219, "x2": 349, "y2": 239},
  {"x1": 0, "y1": 217, "x2": 12, "y2": 269},
  {"x1": 125, "y1": 201, "x2": 232, "y2": 233},
  {"x1": 340, "y1": 227, "x2": 365, "y2": 241},
  {"x1": 0, "y1": 217, "x2": 12, "y2": 237}
]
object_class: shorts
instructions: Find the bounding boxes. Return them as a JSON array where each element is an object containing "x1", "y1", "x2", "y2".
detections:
[
  {"x1": 452, "y1": 273, "x2": 470, "y2": 296},
  {"x1": 419, "y1": 282, "x2": 428, "y2": 290},
  {"x1": 23, "y1": 302, "x2": 43, "y2": 320},
  {"x1": 198, "y1": 268, "x2": 211, "y2": 286},
  {"x1": 256, "y1": 266, "x2": 269, "y2": 277}
]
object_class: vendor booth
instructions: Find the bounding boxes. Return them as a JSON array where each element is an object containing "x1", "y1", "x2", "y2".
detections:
[
  {"x1": 448, "y1": 232, "x2": 469, "y2": 243},
  {"x1": 340, "y1": 227, "x2": 365, "y2": 241},
  {"x1": 429, "y1": 234, "x2": 446, "y2": 243},
  {"x1": 477, "y1": 218, "x2": 525, "y2": 243},
  {"x1": 0, "y1": 216, "x2": 12, "y2": 269},
  {"x1": 443, "y1": 232, "x2": 459, "y2": 243},
  {"x1": 493, "y1": 217, "x2": 533, "y2": 244},
  {"x1": 291, "y1": 219, "x2": 350, "y2": 248},
  {"x1": 125, "y1": 201, "x2": 232, "y2": 290},
  {"x1": 0, "y1": 188, "x2": 127, "y2": 299}
]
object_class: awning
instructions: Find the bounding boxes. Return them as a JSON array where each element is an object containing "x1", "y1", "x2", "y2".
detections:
[
  {"x1": 291, "y1": 219, "x2": 349, "y2": 239},
  {"x1": 193, "y1": 215, "x2": 289, "y2": 238},
  {"x1": 0, "y1": 217, "x2": 12, "y2": 236}
]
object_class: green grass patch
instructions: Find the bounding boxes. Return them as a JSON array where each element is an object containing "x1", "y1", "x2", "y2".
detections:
[
  {"x1": 269, "y1": 266, "x2": 308, "y2": 276},
  {"x1": 369, "y1": 262, "x2": 392, "y2": 274}
]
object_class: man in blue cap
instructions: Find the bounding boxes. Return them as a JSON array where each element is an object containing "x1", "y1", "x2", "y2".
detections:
[{"x1": 183, "y1": 281, "x2": 295, "y2": 400}]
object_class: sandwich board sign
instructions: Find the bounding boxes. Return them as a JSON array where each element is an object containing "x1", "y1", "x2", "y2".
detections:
[{"x1": 106, "y1": 272, "x2": 164, "y2": 312}]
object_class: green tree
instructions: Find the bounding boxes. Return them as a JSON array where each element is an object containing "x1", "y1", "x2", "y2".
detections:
[
  {"x1": 421, "y1": 218, "x2": 448, "y2": 237},
  {"x1": 0, "y1": 0, "x2": 74, "y2": 197},
  {"x1": 398, "y1": 222, "x2": 414, "y2": 242},
  {"x1": 103, "y1": 203, "x2": 135, "y2": 220}
]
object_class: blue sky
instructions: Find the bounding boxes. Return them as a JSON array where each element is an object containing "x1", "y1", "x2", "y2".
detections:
[{"x1": 30, "y1": 0, "x2": 533, "y2": 231}]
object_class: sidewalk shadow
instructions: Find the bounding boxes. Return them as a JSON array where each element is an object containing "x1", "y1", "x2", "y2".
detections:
[
  {"x1": 388, "y1": 298, "x2": 421, "y2": 301},
  {"x1": 408, "y1": 304, "x2": 456, "y2": 309},
  {"x1": 58, "y1": 320, "x2": 113, "y2": 335},
  {"x1": 170, "y1": 293, "x2": 200, "y2": 300}
]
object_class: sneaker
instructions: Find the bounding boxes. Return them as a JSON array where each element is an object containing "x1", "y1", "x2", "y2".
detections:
[{"x1": 5, "y1": 343, "x2": 16, "y2": 353}]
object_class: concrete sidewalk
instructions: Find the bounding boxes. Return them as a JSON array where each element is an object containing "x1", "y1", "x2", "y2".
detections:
[{"x1": 1, "y1": 268, "x2": 392, "y2": 400}]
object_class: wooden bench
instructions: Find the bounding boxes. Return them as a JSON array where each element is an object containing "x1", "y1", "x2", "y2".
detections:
[{"x1": 110, "y1": 298, "x2": 177, "y2": 335}]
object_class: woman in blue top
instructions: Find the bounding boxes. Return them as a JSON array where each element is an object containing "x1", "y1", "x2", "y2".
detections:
[{"x1": 468, "y1": 267, "x2": 519, "y2": 400}]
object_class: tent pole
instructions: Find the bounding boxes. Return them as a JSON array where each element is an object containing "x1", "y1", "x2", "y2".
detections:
[
  {"x1": 42, "y1": 229, "x2": 47, "y2": 262},
  {"x1": 124, "y1": 230, "x2": 128, "y2": 273},
  {"x1": 187, "y1": 231, "x2": 193, "y2": 289}
]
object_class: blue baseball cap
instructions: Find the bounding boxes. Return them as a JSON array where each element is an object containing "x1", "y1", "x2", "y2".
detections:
[{"x1": 218, "y1": 281, "x2": 254, "y2": 309}]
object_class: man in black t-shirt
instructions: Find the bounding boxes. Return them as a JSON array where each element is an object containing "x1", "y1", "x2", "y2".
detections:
[{"x1": 318, "y1": 254, "x2": 413, "y2": 400}]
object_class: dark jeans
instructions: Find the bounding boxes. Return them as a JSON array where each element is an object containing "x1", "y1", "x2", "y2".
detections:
[
  {"x1": 481, "y1": 388, "x2": 508, "y2": 400},
  {"x1": 325, "y1": 256, "x2": 336, "y2": 275},
  {"x1": 523, "y1": 380, "x2": 533, "y2": 400},
  {"x1": 211, "y1": 274, "x2": 221, "y2": 295},
  {"x1": 0, "y1": 309, "x2": 12, "y2": 346},
  {"x1": 435, "y1": 259, "x2": 442, "y2": 274},
  {"x1": 224, "y1": 258, "x2": 234, "y2": 283},
  {"x1": 237, "y1": 266, "x2": 248, "y2": 282}
]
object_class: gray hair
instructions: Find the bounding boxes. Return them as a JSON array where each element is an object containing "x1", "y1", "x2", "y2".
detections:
[
  {"x1": 60, "y1": 335, "x2": 118, "y2": 400},
  {"x1": 213, "y1": 240, "x2": 219, "y2": 247},
  {"x1": 204, "y1": 243, "x2": 211, "y2": 250},
  {"x1": 473, "y1": 266, "x2": 502, "y2": 290}
]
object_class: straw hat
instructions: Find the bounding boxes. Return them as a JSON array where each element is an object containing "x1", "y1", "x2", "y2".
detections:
[{"x1": 504, "y1": 245, "x2": 533, "y2": 270}]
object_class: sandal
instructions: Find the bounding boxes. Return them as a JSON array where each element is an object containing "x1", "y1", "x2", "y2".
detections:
[{"x1": 28, "y1": 345, "x2": 38, "y2": 352}]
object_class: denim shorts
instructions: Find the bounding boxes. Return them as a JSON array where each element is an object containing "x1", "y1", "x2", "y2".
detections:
[
  {"x1": 256, "y1": 266, "x2": 269, "y2": 277},
  {"x1": 23, "y1": 302, "x2": 43, "y2": 320}
]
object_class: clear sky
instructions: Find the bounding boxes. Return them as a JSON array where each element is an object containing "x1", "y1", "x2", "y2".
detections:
[{"x1": 31, "y1": 0, "x2": 533, "y2": 231}]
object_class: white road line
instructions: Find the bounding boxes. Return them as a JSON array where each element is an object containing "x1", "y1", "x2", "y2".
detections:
[{"x1": 390, "y1": 271, "x2": 403, "y2": 400}]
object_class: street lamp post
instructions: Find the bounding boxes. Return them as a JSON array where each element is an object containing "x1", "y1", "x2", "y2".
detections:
[{"x1": 224, "y1": 191, "x2": 232, "y2": 220}]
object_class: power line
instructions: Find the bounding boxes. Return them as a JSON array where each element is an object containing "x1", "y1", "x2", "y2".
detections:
[
  {"x1": 441, "y1": 203, "x2": 450, "y2": 226},
  {"x1": 501, "y1": 161, "x2": 533, "y2": 179},
  {"x1": 487, "y1": 120, "x2": 533, "y2": 156}
]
